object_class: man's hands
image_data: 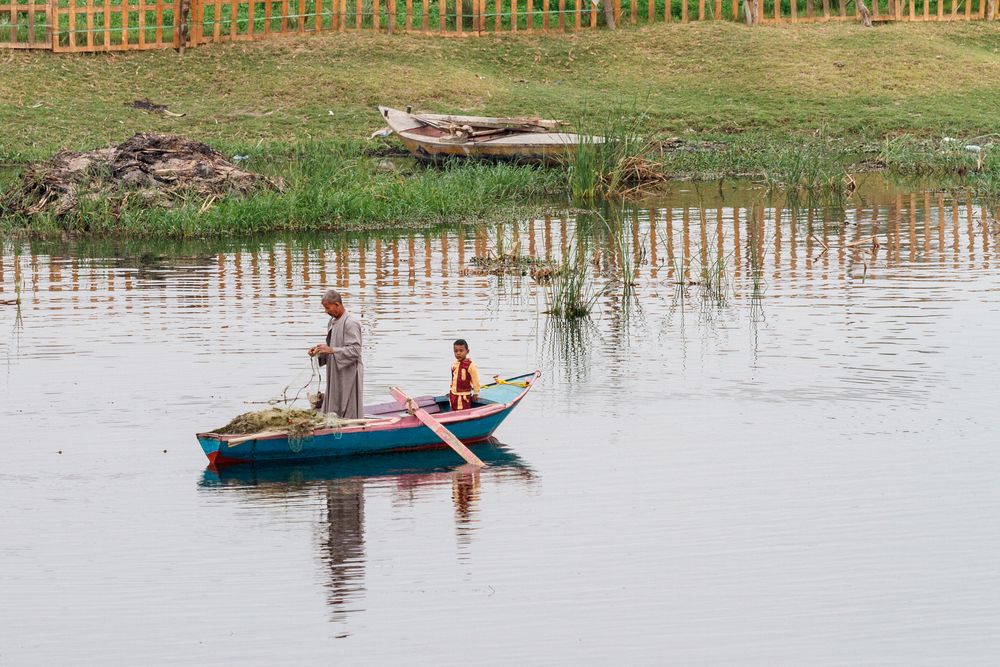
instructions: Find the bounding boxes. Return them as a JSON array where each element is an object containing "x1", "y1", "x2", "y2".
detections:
[{"x1": 308, "y1": 344, "x2": 334, "y2": 357}]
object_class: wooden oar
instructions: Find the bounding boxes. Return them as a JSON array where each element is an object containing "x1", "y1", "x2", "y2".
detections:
[
  {"x1": 227, "y1": 430, "x2": 286, "y2": 447},
  {"x1": 414, "y1": 113, "x2": 564, "y2": 133},
  {"x1": 388, "y1": 386, "x2": 486, "y2": 468},
  {"x1": 224, "y1": 417, "x2": 398, "y2": 447}
]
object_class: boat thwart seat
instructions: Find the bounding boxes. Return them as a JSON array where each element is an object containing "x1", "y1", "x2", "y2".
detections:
[{"x1": 363, "y1": 395, "x2": 439, "y2": 418}]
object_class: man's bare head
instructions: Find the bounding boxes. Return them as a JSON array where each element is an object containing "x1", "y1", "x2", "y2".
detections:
[{"x1": 322, "y1": 290, "x2": 345, "y2": 318}]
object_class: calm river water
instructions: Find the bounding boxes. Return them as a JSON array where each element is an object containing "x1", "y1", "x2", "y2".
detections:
[{"x1": 2, "y1": 180, "x2": 999, "y2": 664}]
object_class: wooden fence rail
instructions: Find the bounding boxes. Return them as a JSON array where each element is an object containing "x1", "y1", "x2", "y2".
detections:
[{"x1": 2, "y1": 0, "x2": 997, "y2": 52}]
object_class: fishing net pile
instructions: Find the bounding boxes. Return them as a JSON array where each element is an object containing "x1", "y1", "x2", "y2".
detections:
[
  {"x1": 209, "y1": 358, "x2": 347, "y2": 450},
  {"x1": 213, "y1": 407, "x2": 342, "y2": 440},
  {"x1": 3, "y1": 133, "x2": 284, "y2": 217}
]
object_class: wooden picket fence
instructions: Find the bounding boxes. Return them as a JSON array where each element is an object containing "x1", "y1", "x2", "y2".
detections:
[
  {"x1": 2, "y1": 0, "x2": 997, "y2": 52},
  {"x1": 1, "y1": 0, "x2": 49, "y2": 47}
]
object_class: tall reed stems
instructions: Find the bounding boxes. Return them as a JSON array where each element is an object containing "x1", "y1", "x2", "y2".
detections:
[{"x1": 566, "y1": 110, "x2": 664, "y2": 205}]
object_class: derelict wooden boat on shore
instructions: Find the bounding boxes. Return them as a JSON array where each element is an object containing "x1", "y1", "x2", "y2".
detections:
[
  {"x1": 378, "y1": 106, "x2": 602, "y2": 162},
  {"x1": 197, "y1": 371, "x2": 539, "y2": 467}
]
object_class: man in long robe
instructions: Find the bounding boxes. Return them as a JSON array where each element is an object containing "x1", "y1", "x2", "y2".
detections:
[{"x1": 308, "y1": 290, "x2": 364, "y2": 419}]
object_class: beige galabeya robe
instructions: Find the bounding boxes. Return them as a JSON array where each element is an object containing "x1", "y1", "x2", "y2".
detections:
[{"x1": 319, "y1": 311, "x2": 364, "y2": 419}]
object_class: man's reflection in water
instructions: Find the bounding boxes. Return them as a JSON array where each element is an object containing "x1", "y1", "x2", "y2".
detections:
[
  {"x1": 321, "y1": 479, "x2": 365, "y2": 622},
  {"x1": 239, "y1": 443, "x2": 538, "y2": 624},
  {"x1": 319, "y1": 467, "x2": 490, "y2": 619}
]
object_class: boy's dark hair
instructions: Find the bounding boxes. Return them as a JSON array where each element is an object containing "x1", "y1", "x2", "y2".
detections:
[{"x1": 453, "y1": 339, "x2": 469, "y2": 349}]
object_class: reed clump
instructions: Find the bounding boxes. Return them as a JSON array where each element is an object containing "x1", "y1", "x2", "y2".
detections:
[
  {"x1": 760, "y1": 131, "x2": 852, "y2": 194},
  {"x1": 539, "y1": 209, "x2": 646, "y2": 321},
  {"x1": 696, "y1": 252, "x2": 732, "y2": 308},
  {"x1": 971, "y1": 145, "x2": 1000, "y2": 212},
  {"x1": 876, "y1": 137, "x2": 984, "y2": 175},
  {"x1": 543, "y1": 243, "x2": 601, "y2": 319},
  {"x1": 567, "y1": 112, "x2": 667, "y2": 204}
]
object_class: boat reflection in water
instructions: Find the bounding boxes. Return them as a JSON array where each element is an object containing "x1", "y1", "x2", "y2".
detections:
[{"x1": 199, "y1": 439, "x2": 535, "y2": 622}]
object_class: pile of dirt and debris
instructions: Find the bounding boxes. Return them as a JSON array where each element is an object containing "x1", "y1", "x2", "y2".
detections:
[{"x1": 3, "y1": 133, "x2": 284, "y2": 217}]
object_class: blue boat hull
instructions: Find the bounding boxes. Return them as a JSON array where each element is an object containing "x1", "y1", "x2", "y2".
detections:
[
  {"x1": 199, "y1": 437, "x2": 530, "y2": 488},
  {"x1": 197, "y1": 371, "x2": 537, "y2": 467}
]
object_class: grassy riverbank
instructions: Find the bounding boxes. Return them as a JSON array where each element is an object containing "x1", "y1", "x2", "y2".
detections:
[
  {"x1": 2, "y1": 21, "x2": 999, "y2": 236},
  {"x1": 3, "y1": 143, "x2": 563, "y2": 237}
]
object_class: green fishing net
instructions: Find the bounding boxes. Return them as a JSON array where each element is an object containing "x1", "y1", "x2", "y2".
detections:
[{"x1": 213, "y1": 407, "x2": 344, "y2": 451}]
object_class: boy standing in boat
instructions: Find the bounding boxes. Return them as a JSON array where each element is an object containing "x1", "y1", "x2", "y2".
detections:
[{"x1": 449, "y1": 339, "x2": 481, "y2": 412}]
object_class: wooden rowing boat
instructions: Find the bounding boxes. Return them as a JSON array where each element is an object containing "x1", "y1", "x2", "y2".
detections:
[
  {"x1": 196, "y1": 371, "x2": 539, "y2": 467},
  {"x1": 378, "y1": 106, "x2": 603, "y2": 162}
]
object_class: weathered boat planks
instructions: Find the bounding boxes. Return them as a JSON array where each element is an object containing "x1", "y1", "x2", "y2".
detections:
[{"x1": 378, "y1": 106, "x2": 602, "y2": 163}]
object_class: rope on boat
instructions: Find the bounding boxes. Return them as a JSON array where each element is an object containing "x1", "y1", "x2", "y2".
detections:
[
  {"x1": 222, "y1": 358, "x2": 334, "y2": 453},
  {"x1": 491, "y1": 376, "x2": 529, "y2": 388},
  {"x1": 244, "y1": 356, "x2": 323, "y2": 408}
]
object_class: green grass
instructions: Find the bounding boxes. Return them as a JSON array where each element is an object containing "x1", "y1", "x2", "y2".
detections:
[
  {"x1": 4, "y1": 22, "x2": 1000, "y2": 156},
  {"x1": 0, "y1": 142, "x2": 563, "y2": 236},
  {"x1": 2, "y1": 20, "x2": 1000, "y2": 236},
  {"x1": 758, "y1": 130, "x2": 849, "y2": 191}
]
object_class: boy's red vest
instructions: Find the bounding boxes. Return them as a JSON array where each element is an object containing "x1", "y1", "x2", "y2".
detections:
[{"x1": 451, "y1": 358, "x2": 474, "y2": 394}]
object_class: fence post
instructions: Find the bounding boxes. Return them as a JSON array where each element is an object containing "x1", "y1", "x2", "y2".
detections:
[
  {"x1": 178, "y1": 0, "x2": 191, "y2": 53},
  {"x1": 173, "y1": 0, "x2": 181, "y2": 49},
  {"x1": 47, "y1": 0, "x2": 57, "y2": 50},
  {"x1": 190, "y1": 0, "x2": 201, "y2": 46}
]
